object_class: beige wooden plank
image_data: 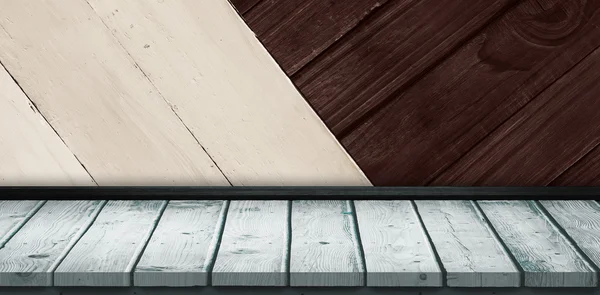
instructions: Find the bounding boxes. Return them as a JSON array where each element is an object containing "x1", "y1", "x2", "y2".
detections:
[
  {"x1": 0, "y1": 0, "x2": 229, "y2": 186},
  {"x1": 54, "y1": 200, "x2": 167, "y2": 286},
  {"x1": 0, "y1": 201, "x2": 105, "y2": 286},
  {"x1": 478, "y1": 201, "x2": 597, "y2": 287},
  {"x1": 134, "y1": 200, "x2": 228, "y2": 287},
  {"x1": 84, "y1": 0, "x2": 370, "y2": 186},
  {"x1": 354, "y1": 201, "x2": 442, "y2": 287},
  {"x1": 212, "y1": 201, "x2": 289, "y2": 286},
  {"x1": 0, "y1": 201, "x2": 46, "y2": 248},
  {"x1": 414, "y1": 200, "x2": 520, "y2": 287},
  {"x1": 0, "y1": 63, "x2": 94, "y2": 186},
  {"x1": 539, "y1": 201, "x2": 600, "y2": 273},
  {"x1": 290, "y1": 200, "x2": 364, "y2": 286}
]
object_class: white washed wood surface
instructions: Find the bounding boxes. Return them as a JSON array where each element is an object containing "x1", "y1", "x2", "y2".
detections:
[
  {"x1": 354, "y1": 201, "x2": 442, "y2": 286},
  {"x1": 212, "y1": 201, "x2": 289, "y2": 286},
  {"x1": 415, "y1": 200, "x2": 520, "y2": 287},
  {"x1": 0, "y1": 201, "x2": 46, "y2": 248},
  {"x1": 134, "y1": 200, "x2": 228, "y2": 286}
]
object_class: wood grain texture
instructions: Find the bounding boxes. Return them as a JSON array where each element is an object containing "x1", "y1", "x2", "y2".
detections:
[
  {"x1": 134, "y1": 201, "x2": 228, "y2": 287},
  {"x1": 539, "y1": 201, "x2": 600, "y2": 271},
  {"x1": 414, "y1": 201, "x2": 520, "y2": 287},
  {"x1": 85, "y1": 0, "x2": 370, "y2": 186},
  {"x1": 229, "y1": 0, "x2": 261, "y2": 15},
  {"x1": 0, "y1": 64, "x2": 93, "y2": 186},
  {"x1": 290, "y1": 200, "x2": 364, "y2": 287},
  {"x1": 434, "y1": 27, "x2": 600, "y2": 186},
  {"x1": 0, "y1": 201, "x2": 46, "y2": 248},
  {"x1": 478, "y1": 201, "x2": 597, "y2": 287},
  {"x1": 53, "y1": 200, "x2": 167, "y2": 287},
  {"x1": 551, "y1": 146, "x2": 600, "y2": 186},
  {"x1": 294, "y1": 0, "x2": 518, "y2": 136},
  {"x1": 343, "y1": 0, "x2": 600, "y2": 186},
  {"x1": 244, "y1": 0, "x2": 386, "y2": 75},
  {"x1": 212, "y1": 201, "x2": 289, "y2": 286},
  {"x1": 354, "y1": 201, "x2": 442, "y2": 287},
  {"x1": 0, "y1": 0, "x2": 229, "y2": 186},
  {"x1": 0, "y1": 201, "x2": 104, "y2": 286}
]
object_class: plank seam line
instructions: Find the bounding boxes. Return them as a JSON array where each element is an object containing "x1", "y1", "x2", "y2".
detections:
[
  {"x1": 471, "y1": 201, "x2": 523, "y2": 286},
  {"x1": 431, "y1": 29, "x2": 600, "y2": 186},
  {"x1": 48, "y1": 200, "x2": 108, "y2": 286},
  {"x1": 204, "y1": 200, "x2": 230, "y2": 286},
  {"x1": 287, "y1": 0, "x2": 395, "y2": 78},
  {"x1": 337, "y1": 0, "x2": 522, "y2": 139},
  {"x1": 533, "y1": 201, "x2": 600, "y2": 281},
  {"x1": 410, "y1": 200, "x2": 448, "y2": 287},
  {"x1": 127, "y1": 200, "x2": 170, "y2": 286},
  {"x1": 284, "y1": 200, "x2": 292, "y2": 286},
  {"x1": 83, "y1": 0, "x2": 233, "y2": 186},
  {"x1": 347, "y1": 200, "x2": 367, "y2": 286},
  {"x1": 0, "y1": 61, "x2": 98, "y2": 186},
  {"x1": 0, "y1": 200, "x2": 47, "y2": 249},
  {"x1": 236, "y1": 0, "x2": 263, "y2": 16}
]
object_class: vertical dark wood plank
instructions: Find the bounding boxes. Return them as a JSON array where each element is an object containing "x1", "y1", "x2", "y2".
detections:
[
  {"x1": 294, "y1": 0, "x2": 519, "y2": 136},
  {"x1": 343, "y1": 0, "x2": 600, "y2": 185}
]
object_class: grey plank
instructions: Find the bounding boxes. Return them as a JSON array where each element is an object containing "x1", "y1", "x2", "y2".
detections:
[
  {"x1": 478, "y1": 200, "x2": 597, "y2": 287},
  {"x1": 134, "y1": 200, "x2": 228, "y2": 287},
  {"x1": 0, "y1": 201, "x2": 105, "y2": 286},
  {"x1": 290, "y1": 200, "x2": 364, "y2": 287},
  {"x1": 415, "y1": 200, "x2": 520, "y2": 287},
  {"x1": 539, "y1": 201, "x2": 600, "y2": 271},
  {"x1": 0, "y1": 201, "x2": 46, "y2": 248},
  {"x1": 211, "y1": 201, "x2": 289, "y2": 286},
  {"x1": 53, "y1": 200, "x2": 167, "y2": 287},
  {"x1": 354, "y1": 201, "x2": 442, "y2": 286}
]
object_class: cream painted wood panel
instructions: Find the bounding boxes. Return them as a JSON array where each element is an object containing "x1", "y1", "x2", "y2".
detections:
[
  {"x1": 0, "y1": 64, "x2": 94, "y2": 186},
  {"x1": 0, "y1": 1, "x2": 230, "y2": 186},
  {"x1": 84, "y1": 0, "x2": 370, "y2": 186}
]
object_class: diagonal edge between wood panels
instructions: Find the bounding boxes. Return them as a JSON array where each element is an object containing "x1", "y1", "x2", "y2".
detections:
[
  {"x1": 83, "y1": 0, "x2": 371, "y2": 186},
  {"x1": 0, "y1": 62, "x2": 95, "y2": 186}
]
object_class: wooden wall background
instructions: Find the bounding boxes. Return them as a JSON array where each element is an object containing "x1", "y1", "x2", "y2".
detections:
[{"x1": 230, "y1": 0, "x2": 600, "y2": 186}]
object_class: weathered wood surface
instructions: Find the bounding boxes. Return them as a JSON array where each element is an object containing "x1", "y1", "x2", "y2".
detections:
[
  {"x1": 0, "y1": 201, "x2": 46, "y2": 248},
  {"x1": 414, "y1": 201, "x2": 520, "y2": 287},
  {"x1": 134, "y1": 201, "x2": 228, "y2": 287},
  {"x1": 539, "y1": 201, "x2": 600, "y2": 271},
  {"x1": 290, "y1": 200, "x2": 364, "y2": 287},
  {"x1": 0, "y1": 64, "x2": 93, "y2": 186},
  {"x1": 53, "y1": 201, "x2": 167, "y2": 286},
  {"x1": 212, "y1": 201, "x2": 289, "y2": 286},
  {"x1": 0, "y1": 201, "x2": 104, "y2": 286},
  {"x1": 0, "y1": 0, "x2": 231, "y2": 186},
  {"x1": 354, "y1": 201, "x2": 442, "y2": 287},
  {"x1": 84, "y1": 0, "x2": 370, "y2": 186},
  {"x1": 478, "y1": 201, "x2": 597, "y2": 287}
]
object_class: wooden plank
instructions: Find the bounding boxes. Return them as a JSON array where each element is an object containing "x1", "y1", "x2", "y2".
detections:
[
  {"x1": 343, "y1": 0, "x2": 600, "y2": 186},
  {"x1": 290, "y1": 200, "x2": 364, "y2": 287},
  {"x1": 229, "y1": 0, "x2": 261, "y2": 15},
  {"x1": 294, "y1": 0, "x2": 518, "y2": 136},
  {"x1": 478, "y1": 201, "x2": 597, "y2": 287},
  {"x1": 84, "y1": 0, "x2": 370, "y2": 186},
  {"x1": 551, "y1": 146, "x2": 600, "y2": 185},
  {"x1": 354, "y1": 201, "x2": 442, "y2": 287},
  {"x1": 53, "y1": 200, "x2": 167, "y2": 286},
  {"x1": 414, "y1": 201, "x2": 520, "y2": 287},
  {"x1": 539, "y1": 201, "x2": 600, "y2": 270},
  {"x1": 134, "y1": 200, "x2": 228, "y2": 287},
  {"x1": 0, "y1": 201, "x2": 46, "y2": 248},
  {"x1": 244, "y1": 0, "x2": 387, "y2": 75},
  {"x1": 211, "y1": 201, "x2": 289, "y2": 286},
  {"x1": 434, "y1": 40, "x2": 600, "y2": 186},
  {"x1": 0, "y1": 201, "x2": 104, "y2": 286},
  {"x1": 0, "y1": 64, "x2": 93, "y2": 186},
  {"x1": 0, "y1": 0, "x2": 230, "y2": 186}
]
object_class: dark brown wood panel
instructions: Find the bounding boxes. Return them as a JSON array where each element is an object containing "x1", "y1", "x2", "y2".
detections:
[
  {"x1": 342, "y1": 0, "x2": 600, "y2": 186},
  {"x1": 293, "y1": 0, "x2": 519, "y2": 136},
  {"x1": 229, "y1": 0, "x2": 262, "y2": 15},
  {"x1": 550, "y1": 146, "x2": 600, "y2": 186},
  {"x1": 243, "y1": 0, "x2": 386, "y2": 76}
]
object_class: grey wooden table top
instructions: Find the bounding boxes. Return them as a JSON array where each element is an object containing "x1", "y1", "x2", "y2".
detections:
[{"x1": 0, "y1": 200, "x2": 599, "y2": 288}]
